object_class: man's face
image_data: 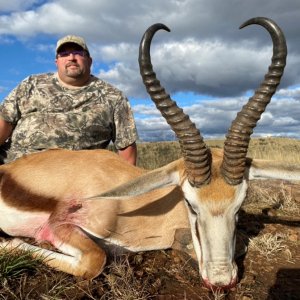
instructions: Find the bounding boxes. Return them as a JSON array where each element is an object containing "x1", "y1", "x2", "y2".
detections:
[{"x1": 55, "y1": 43, "x2": 92, "y2": 84}]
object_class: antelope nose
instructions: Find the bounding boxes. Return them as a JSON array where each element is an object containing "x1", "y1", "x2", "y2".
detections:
[{"x1": 202, "y1": 262, "x2": 238, "y2": 289}]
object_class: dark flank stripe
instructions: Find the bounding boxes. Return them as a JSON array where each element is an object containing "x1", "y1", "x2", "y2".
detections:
[{"x1": 0, "y1": 171, "x2": 58, "y2": 212}]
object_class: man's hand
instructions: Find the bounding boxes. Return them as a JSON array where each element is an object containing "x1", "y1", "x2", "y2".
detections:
[{"x1": 118, "y1": 143, "x2": 137, "y2": 165}]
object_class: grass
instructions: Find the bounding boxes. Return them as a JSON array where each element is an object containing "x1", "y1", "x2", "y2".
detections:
[
  {"x1": 39, "y1": 274, "x2": 78, "y2": 300},
  {"x1": 258, "y1": 182, "x2": 299, "y2": 214},
  {"x1": 0, "y1": 251, "x2": 154, "y2": 299},
  {"x1": 0, "y1": 272, "x2": 79, "y2": 300},
  {"x1": 0, "y1": 246, "x2": 44, "y2": 282},
  {"x1": 208, "y1": 289, "x2": 227, "y2": 300},
  {"x1": 103, "y1": 255, "x2": 152, "y2": 300},
  {"x1": 244, "y1": 179, "x2": 300, "y2": 218},
  {"x1": 135, "y1": 137, "x2": 300, "y2": 169},
  {"x1": 247, "y1": 137, "x2": 300, "y2": 163},
  {"x1": 248, "y1": 233, "x2": 289, "y2": 260}
]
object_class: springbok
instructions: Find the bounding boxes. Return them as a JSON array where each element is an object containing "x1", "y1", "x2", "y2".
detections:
[{"x1": 0, "y1": 17, "x2": 298, "y2": 289}]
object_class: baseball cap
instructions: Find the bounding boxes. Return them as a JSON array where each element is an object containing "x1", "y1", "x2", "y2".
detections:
[{"x1": 56, "y1": 35, "x2": 90, "y2": 55}]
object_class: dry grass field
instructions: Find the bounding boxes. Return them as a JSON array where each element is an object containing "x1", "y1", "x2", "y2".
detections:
[
  {"x1": 0, "y1": 137, "x2": 299, "y2": 299},
  {"x1": 136, "y1": 137, "x2": 300, "y2": 169}
]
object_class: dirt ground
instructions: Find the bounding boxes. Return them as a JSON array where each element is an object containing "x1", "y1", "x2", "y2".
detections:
[{"x1": 0, "y1": 179, "x2": 299, "y2": 300}]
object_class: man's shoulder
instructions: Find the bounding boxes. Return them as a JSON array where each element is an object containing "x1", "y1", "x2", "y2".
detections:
[
  {"x1": 22, "y1": 72, "x2": 55, "y2": 85},
  {"x1": 90, "y1": 76, "x2": 123, "y2": 96},
  {"x1": 30, "y1": 72, "x2": 55, "y2": 81}
]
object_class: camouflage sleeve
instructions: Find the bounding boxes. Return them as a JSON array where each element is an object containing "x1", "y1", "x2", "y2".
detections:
[
  {"x1": 113, "y1": 93, "x2": 138, "y2": 149},
  {"x1": 0, "y1": 79, "x2": 27, "y2": 124}
]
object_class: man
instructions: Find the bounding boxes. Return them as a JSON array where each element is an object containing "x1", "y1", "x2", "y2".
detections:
[{"x1": 0, "y1": 35, "x2": 137, "y2": 165}]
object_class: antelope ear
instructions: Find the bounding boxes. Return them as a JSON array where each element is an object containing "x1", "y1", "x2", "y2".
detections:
[
  {"x1": 90, "y1": 162, "x2": 181, "y2": 198},
  {"x1": 245, "y1": 158, "x2": 300, "y2": 181}
]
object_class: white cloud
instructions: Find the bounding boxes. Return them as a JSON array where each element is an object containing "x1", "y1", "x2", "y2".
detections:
[
  {"x1": 92, "y1": 38, "x2": 277, "y2": 100},
  {"x1": 276, "y1": 86, "x2": 300, "y2": 100},
  {"x1": 133, "y1": 89, "x2": 300, "y2": 141},
  {"x1": 1, "y1": 0, "x2": 300, "y2": 140},
  {"x1": 0, "y1": 0, "x2": 39, "y2": 13}
]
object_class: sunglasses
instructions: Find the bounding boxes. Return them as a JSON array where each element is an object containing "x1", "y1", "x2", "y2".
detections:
[{"x1": 57, "y1": 50, "x2": 87, "y2": 58}]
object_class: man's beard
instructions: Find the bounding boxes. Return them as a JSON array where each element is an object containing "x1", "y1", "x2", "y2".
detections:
[{"x1": 65, "y1": 63, "x2": 83, "y2": 78}]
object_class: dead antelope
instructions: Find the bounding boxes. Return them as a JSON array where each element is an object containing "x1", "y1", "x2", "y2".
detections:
[{"x1": 0, "y1": 17, "x2": 298, "y2": 290}]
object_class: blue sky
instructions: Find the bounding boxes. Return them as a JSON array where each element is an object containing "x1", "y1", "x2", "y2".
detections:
[{"x1": 1, "y1": 0, "x2": 300, "y2": 142}]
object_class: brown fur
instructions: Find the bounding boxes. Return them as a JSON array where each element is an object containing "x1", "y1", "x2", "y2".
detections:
[
  {"x1": 0, "y1": 149, "x2": 189, "y2": 278},
  {"x1": 0, "y1": 149, "x2": 145, "y2": 199},
  {"x1": 1, "y1": 147, "x2": 298, "y2": 281},
  {"x1": 54, "y1": 186, "x2": 190, "y2": 251},
  {"x1": 49, "y1": 224, "x2": 107, "y2": 278},
  {"x1": 179, "y1": 148, "x2": 237, "y2": 216},
  {"x1": 0, "y1": 172, "x2": 58, "y2": 212},
  {"x1": 197, "y1": 149, "x2": 236, "y2": 203},
  {"x1": 199, "y1": 170, "x2": 235, "y2": 203}
]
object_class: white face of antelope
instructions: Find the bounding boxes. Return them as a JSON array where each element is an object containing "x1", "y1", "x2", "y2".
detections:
[{"x1": 182, "y1": 177, "x2": 248, "y2": 289}]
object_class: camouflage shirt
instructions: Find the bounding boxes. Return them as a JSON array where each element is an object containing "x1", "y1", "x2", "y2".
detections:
[{"x1": 0, "y1": 73, "x2": 137, "y2": 163}]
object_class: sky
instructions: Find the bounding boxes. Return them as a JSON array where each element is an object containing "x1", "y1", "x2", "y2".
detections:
[{"x1": 0, "y1": 0, "x2": 300, "y2": 142}]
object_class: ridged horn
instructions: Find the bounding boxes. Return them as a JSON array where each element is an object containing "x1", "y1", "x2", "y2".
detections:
[
  {"x1": 139, "y1": 23, "x2": 211, "y2": 187},
  {"x1": 221, "y1": 17, "x2": 287, "y2": 185}
]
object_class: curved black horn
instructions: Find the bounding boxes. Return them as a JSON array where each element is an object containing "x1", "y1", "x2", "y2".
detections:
[
  {"x1": 221, "y1": 17, "x2": 287, "y2": 185},
  {"x1": 139, "y1": 23, "x2": 211, "y2": 187}
]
